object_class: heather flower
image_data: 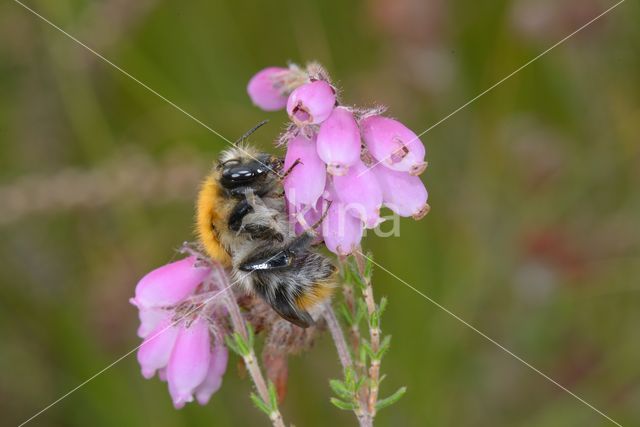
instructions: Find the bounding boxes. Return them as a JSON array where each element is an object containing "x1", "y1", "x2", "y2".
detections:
[
  {"x1": 333, "y1": 160, "x2": 383, "y2": 229},
  {"x1": 360, "y1": 115, "x2": 427, "y2": 175},
  {"x1": 317, "y1": 107, "x2": 362, "y2": 176},
  {"x1": 322, "y1": 200, "x2": 364, "y2": 256},
  {"x1": 374, "y1": 165, "x2": 430, "y2": 219},
  {"x1": 131, "y1": 256, "x2": 228, "y2": 409},
  {"x1": 286, "y1": 80, "x2": 336, "y2": 126},
  {"x1": 284, "y1": 134, "x2": 326, "y2": 208},
  {"x1": 132, "y1": 256, "x2": 210, "y2": 309},
  {"x1": 247, "y1": 67, "x2": 290, "y2": 111},
  {"x1": 167, "y1": 316, "x2": 213, "y2": 408}
]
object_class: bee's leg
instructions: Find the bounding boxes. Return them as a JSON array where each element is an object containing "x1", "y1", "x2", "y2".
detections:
[
  {"x1": 228, "y1": 198, "x2": 253, "y2": 232},
  {"x1": 280, "y1": 158, "x2": 302, "y2": 181},
  {"x1": 238, "y1": 232, "x2": 315, "y2": 272}
]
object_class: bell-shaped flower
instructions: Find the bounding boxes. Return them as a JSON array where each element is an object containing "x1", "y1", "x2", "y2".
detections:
[
  {"x1": 137, "y1": 318, "x2": 179, "y2": 380},
  {"x1": 322, "y1": 201, "x2": 364, "y2": 256},
  {"x1": 333, "y1": 160, "x2": 383, "y2": 228},
  {"x1": 195, "y1": 345, "x2": 228, "y2": 405},
  {"x1": 132, "y1": 256, "x2": 211, "y2": 309},
  {"x1": 360, "y1": 115, "x2": 427, "y2": 175},
  {"x1": 286, "y1": 80, "x2": 336, "y2": 126},
  {"x1": 317, "y1": 107, "x2": 362, "y2": 176},
  {"x1": 167, "y1": 316, "x2": 212, "y2": 409},
  {"x1": 284, "y1": 135, "x2": 326, "y2": 208},
  {"x1": 374, "y1": 165, "x2": 430, "y2": 219},
  {"x1": 247, "y1": 67, "x2": 290, "y2": 111}
]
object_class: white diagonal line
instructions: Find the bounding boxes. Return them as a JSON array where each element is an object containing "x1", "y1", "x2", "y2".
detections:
[
  {"x1": 359, "y1": 0, "x2": 626, "y2": 176},
  {"x1": 12, "y1": 0, "x2": 281, "y2": 176},
  {"x1": 357, "y1": 251, "x2": 624, "y2": 427}
]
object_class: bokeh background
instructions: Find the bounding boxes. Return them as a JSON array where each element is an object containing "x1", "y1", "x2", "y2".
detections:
[{"x1": 1, "y1": 0, "x2": 639, "y2": 426}]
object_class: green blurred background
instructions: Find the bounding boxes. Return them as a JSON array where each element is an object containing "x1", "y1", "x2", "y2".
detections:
[{"x1": 1, "y1": 0, "x2": 639, "y2": 425}]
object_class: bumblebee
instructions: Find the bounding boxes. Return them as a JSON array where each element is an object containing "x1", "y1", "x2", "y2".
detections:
[{"x1": 196, "y1": 135, "x2": 336, "y2": 328}]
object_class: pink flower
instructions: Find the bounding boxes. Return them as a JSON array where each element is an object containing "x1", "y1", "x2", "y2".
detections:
[
  {"x1": 322, "y1": 201, "x2": 364, "y2": 256},
  {"x1": 317, "y1": 107, "x2": 362, "y2": 176},
  {"x1": 195, "y1": 345, "x2": 228, "y2": 405},
  {"x1": 284, "y1": 134, "x2": 327, "y2": 208},
  {"x1": 132, "y1": 257, "x2": 228, "y2": 409},
  {"x1": 374, "y1": 165, "x2": 430, "y2": 219},
  {"x1": 132, "y1": 256, "x2": 211, "y2": 309},
  {"x1": 360, "y1": 115, "x2": 427, "y2": 175},
  {"x1": 167, "y1": 316, "x2": 212, "y2": 409},
  {"x1": 247, "y1": 67, "x2": 290, "y2": 111},
  {"x1": 137, "y1": 317, "x2": 179, "y2": 379},
  {"x1": 286, "y1": 80, "x2": 336, "y2": 126},
  {"x1": 333, "y1": 160, "x2": 383, "y2": 228}
]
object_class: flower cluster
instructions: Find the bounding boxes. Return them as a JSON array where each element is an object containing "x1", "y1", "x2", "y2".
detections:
[
  {"x1": 247, "y1": 63, "x2": 430, "y2": 256},
  {"x1": 130, "y1": 256, "x2": 229, "y2": 409}
]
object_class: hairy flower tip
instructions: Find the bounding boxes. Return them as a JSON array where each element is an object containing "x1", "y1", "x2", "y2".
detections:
[
  {"x1": 322, "y1": 201, "x2": 364, "y2": 256},
  {"x1": 247, "y1": 67, "x2": 290, "y2": 111},
  {"x1": 284, "y1": 134, "x2": 326, "y2": 208},
  {"x1": 167, "y1": 316, "x2": 214, "y2": 409},
  {"x1": 286, "y1": 80, "x2": 336, "y2": 126},
  {"x1": 374, "y1": 165, "x2": 430, "y2": 219},
  {"x1": 360, "y1": 115, "x2": 427, "y2": 175},
  {"x1": 317, "y1": 106, "x2": 362, "y2": 176},
  {"x1": 333, "y1": 160, "x2": 383, "y2": 228},
  {"x1": 132, "y1": 256, "x2": 211, "y2": 309}
]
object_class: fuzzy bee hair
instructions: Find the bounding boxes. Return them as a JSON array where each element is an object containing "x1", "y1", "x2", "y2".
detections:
[{"x1": 196, "y1": 143, "x2": 336, "y2": 328}]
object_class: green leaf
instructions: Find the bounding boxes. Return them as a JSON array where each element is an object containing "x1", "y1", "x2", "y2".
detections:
[
  {"x1": 246, "y1": 324, "x2": 255, "y2": 349},
  {"x1": 268, "y1": 381, "x2": 278, "y2": 410},
  {"x1": 339, "y1": 302, "x2": 353, "y2": 325},
  {"x1": 330, "y1": 398, "x2": 358, "y2": 411},
  {"x1": 329, "y1": 379, "x2": 353, "y2": 400},
  {"x1": 378, "y1": 296, "x2": 388, "y2": 315},
  {"x1": 377, "y1": 335, "x2": 392, "y2": 359},
  {"x1": 250, "y1": 393, "x2": 272, "y2": 415},
  {"x1": 224, "y1": 335, "x2": 241, "y2": 356},
  {"x1": 364, "y1": 253, "x2": 374, "y2": 279},
  {"x1": 375, "y1": 387, "x2": 407, "y2": 411}
]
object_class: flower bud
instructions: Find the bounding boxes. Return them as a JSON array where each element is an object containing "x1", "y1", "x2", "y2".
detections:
[
  {"x1": 167, "y1": 317, "x2": 212, "y2": 409},
  {"x1": 284, "y1": 135, "x2": 326, "y2": 208},
  {"x1": 286, "y1": 80, "x2": 336, "y2": 126},
  {"x1": 322, "y1": 201, "x2": 364, "y2": 256},
  {"x1": 246, "y1": 67, "x2": 289, "y2": 111},
  {"x1": 333, "y1": 160, "x2": 383, "y2": 228},
  {"x1": 374, "y1": 165, "x2": 430, "y2": 219},
  {"x1": 360, "y1": 115, "x2": 427, "y2": 175},
  {"x1": 317, "y1": 107, "x2": 361, "y2": 176},
  {"x1": 132, "y1": 256, "x2": 211, "y2": 309}
]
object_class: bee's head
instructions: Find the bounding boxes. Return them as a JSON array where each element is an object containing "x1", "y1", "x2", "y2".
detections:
[{"x1": 217, "y1": 149, "x2": 283, "y2": 196}]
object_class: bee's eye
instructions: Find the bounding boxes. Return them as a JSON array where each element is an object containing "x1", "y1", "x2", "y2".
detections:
[{"x1": 221, "y1": 159, "x2": 240, "y2": 168}]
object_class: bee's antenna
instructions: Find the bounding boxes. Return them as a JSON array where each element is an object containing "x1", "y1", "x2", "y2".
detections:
[{"x1": 235, "y1": 120, "x2": 269, "y2": 145}]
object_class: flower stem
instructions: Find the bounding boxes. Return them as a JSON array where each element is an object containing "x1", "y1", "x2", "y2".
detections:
[
  {"x1": 211, "y1": 265, "x2": 286, "y2": 427},
  {"x1": 354, "y1": 251, "x2": 381, "y2": 418}
]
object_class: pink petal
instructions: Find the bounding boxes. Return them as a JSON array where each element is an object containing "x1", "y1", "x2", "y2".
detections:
[
  {"x1": 286, "y1": 80, "x2": 336, "y2": 126},
  {"x1": 135, "y1": 306, "x2": 170, "y2": 338},
  {"x1": 195, "y1": 345, "x2": 228, "y2": 405},
  {"x1": 333, "y1": 160, "x2": 383, "y2": 228},
  {"x1": 322, "y1": 201, "x2": 364, "y2": 256},
  {"x1": 317, "y1": 107, "x2": 362, "y2": 176},
  {"x1": 247, "y1": 67, "x2": 290, "y2": 111},
  {"x1": 374, "y1": 165, "x2": 430, "y2": 219},
  {"x1": 133, "y1": 256, "x2": 210, "y2": 309},
  {"x1": 360, "y1": 115, "x2": 427, "y2": 175},
  {"x1": 284, "y1": 134, "x2": 327, "y2": 208},
  {"x1": 167, "y1": 317, "x2": 212, "y2": 409},
  {"x1": 137, "y1": 318, "x2": 179, "y2": 380}
]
